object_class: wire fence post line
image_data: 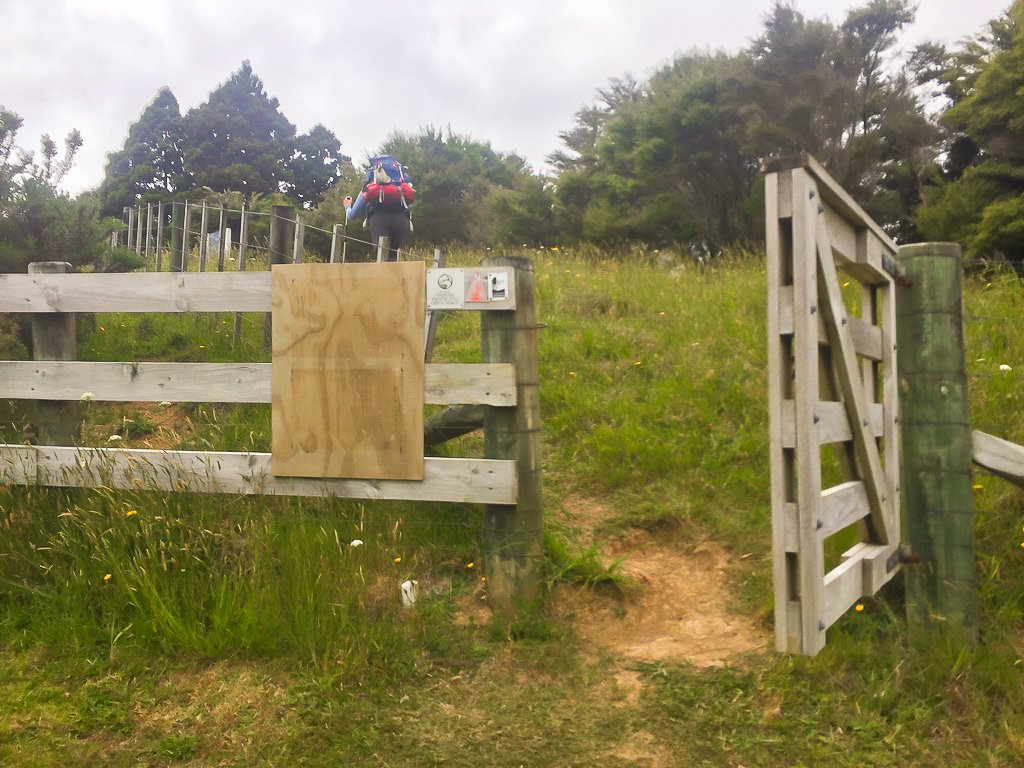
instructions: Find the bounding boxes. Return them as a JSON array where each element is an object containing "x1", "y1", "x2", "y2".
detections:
[
  {"x1": 155, "y1": 202, "x2": 165, "y2": 272},
  {"x1": 116, "y1": 197, "x2": 400, "y2": 272},
  {"x1": 179, "y1": 202, "x2": 192, "y2": 273}
]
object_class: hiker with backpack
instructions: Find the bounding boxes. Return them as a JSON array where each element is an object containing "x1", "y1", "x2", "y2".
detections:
[{"x1": 344, "y1": 155, "x2": 415, "y2": 262}]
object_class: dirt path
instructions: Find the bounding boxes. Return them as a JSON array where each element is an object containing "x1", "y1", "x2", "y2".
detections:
[{"x1": 558, "y1": 495, "x2": 768, "y2": 667}]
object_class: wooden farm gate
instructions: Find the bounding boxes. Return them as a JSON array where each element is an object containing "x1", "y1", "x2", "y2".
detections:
[
  {"x1": 765, "y1": 155, "x2": 903, "y2": 655},
  {"x1": 0, "y1": 257, "x2": 541, "y2": 605}
]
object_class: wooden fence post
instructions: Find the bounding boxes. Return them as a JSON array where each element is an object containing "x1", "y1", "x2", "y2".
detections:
[
  {"x1": 169, "y1": 202, "x2": 184, "y2": 272},
  {"x1": 330, "y1": 224, "x2": 341, "y2": 264},
  {"x1": 217, "y1": 202, "x2": 227, "y2": 272},
  {"x1": 198, "y1": 202, "x2": 209, "y2": 272},
  {"x1": 126, "y1": 207, "x2": 135, "y2": 251},
  {"x1": 234, "y1": 202, "x2": 250, "y2": 347},
  {"x1": 896, "y1": 242, "x2": 977, "y2": 648},
  {"x1": 155, "y1": 201, "x2": 165, "y2": 272},
  {"x1": 144, "y1": 203, "x2": 153, "y2": 264},
  {"x1": 269, "y1": 205, "x2": 294, "y2": 266},
  {"x1": 481, "y1": 252, "x2": 543, "y2": 613},
  {"x1": 375, "y1": 236, "x2": 391, "y2": 263},
  {"x1": 181, "y1": 203, "x2": 193, "y2": 272},
  {"x1": 424, "y1": 248, "x2": 445, "y2": 361},
  {"x1": 28, "y1": 262, "x2": 79, "y2": 446},
  {"x1": 266, "y1": 205, "x2": 295, "y2": 350},
  {"x1": 293, "y1": 214, "x2": 305, "y2": 263},
  {"x1": 134, "y1": 206, "x2": 144, "y2": 255}
]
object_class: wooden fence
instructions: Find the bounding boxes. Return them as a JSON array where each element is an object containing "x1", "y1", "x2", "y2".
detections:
[
  {"x1": 765, "y1": 155, "x2": 903, "y2": 655},
  {"x1": 0, "y1": 255, "x2": 542, "y2": 608}
]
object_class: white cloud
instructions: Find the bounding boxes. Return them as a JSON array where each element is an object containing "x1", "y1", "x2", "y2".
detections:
[{"x1": 3, "y1": 0, "x2": 1010, "y2": 196}]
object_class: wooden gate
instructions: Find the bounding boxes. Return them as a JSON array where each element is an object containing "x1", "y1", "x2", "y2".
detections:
[{"x1": 765, "y1": 155, "x2": 903, "y2": 655}]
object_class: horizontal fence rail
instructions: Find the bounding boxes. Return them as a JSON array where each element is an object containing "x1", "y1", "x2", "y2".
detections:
[
  {"x1": 0, "y1": 362, "x2": 516, "y2": 407},
  {"x1": 0, "y1": 445, "x2": 516, "y2": 505},
  {"x1": 0, "y1": 270, "x2": 515, "y2": 314},
  {"x1": 1, "y1": 265, "x2": 525, "y2": 507}
]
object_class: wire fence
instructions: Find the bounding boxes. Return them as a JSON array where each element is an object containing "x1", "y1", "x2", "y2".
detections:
[{"x1": 117, "y1": 200, "x2": 406, "y2": 273}]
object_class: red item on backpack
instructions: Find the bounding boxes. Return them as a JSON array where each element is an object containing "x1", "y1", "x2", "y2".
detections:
[{"x1": 365, "y1": 182, "x2": 415, "y2": 205}]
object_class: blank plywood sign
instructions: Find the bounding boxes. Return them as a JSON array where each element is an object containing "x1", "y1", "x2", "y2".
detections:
[{"x1": 271, "y1": 262, "x2": 425, "y2": 480}]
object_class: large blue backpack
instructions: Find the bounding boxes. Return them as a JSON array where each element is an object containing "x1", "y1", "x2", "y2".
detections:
[{"x1": 364, "y1": 155, "x2": 415, "y2": 211}]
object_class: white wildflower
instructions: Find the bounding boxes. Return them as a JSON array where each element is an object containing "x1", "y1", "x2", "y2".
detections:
[
  {"x1": 1000, "y1": 364, "x2": 1013, "y2": 372},
  {"x1": 80, "y1": 392, "x2": 95, "y2": 402},
  {"x1": 107, "y1": 434, "x2": 122, "y2": 442},
  {"x1": 350, "y1": 539, "x2": 364, "y2": 548}
]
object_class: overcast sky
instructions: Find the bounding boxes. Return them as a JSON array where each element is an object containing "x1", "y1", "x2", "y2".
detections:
[{"x1": 2, "y1": 0, "x2": 1012, "y2": 197}]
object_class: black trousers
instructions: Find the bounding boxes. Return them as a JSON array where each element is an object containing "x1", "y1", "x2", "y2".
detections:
[{"x1": 368, "y1": 210, "x2": 411, "y2": 261}]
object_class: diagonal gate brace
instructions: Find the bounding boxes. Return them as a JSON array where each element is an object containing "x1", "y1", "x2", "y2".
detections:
[{"x1": 813, "y1": 195, "x2": 893, "y2": 545}]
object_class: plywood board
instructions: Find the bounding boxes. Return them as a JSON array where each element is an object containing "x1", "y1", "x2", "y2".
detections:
[{"x1": 271, "y1": 262, "x2": 425, "y2": 480}]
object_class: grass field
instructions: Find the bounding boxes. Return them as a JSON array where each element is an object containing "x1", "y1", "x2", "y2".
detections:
[{"x1": 0, "y1": 247, "x2": 1023, "y2": 766}]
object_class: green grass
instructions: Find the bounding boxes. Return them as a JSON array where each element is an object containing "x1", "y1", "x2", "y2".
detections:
[{"x1": 0, "y1": 247, "x2": 1023, "y2": 765}]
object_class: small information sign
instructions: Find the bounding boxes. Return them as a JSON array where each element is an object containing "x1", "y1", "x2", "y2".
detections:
[{"x1": 426, "y1": 268, "x2": 465, "y2": 309}]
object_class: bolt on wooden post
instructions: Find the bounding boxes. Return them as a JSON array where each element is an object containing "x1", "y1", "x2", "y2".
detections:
[
  {"x1": 481, "y1": 252, "x2": 543, "y2": 613},
  {"x1": 29, "y1": 261, "x2": 80, "y2": 446},
  {"x1": 896, "y1": 242, "x2": 977, "y2": 649}
]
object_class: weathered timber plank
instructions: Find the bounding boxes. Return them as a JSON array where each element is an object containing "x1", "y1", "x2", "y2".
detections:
[
  {"x1": 0, "y1": 444, "x2": 516, "y2": 505},
  {"x1": 0, "y1": 272, "x2": 272, "y2": 313},
  {"x1": 766, "y1": 170, "x2": 792, "y2": 652},
  {"x1": 0, "y1": 361, "x2": 515, "y2": 407},
  {"x1": 821, "y1": 555, "x2": 864, "y2": 629},
  {"x1": 0, "y1": 270, "x2": 522, "y2": 314},
  {"x1": 823, "y1": 207, "x2": 858, "y2": 268},
  {"x1": 879, "y1": 278, "x2": 901, "y2": 539},
  {"x1": 815, "y1": 207, "x2": 892, "y2": 545},
  {"x1": 770, "y1": 169, "x2": 790, "y2": 655},
  {"x1": 1, "y1": 362, "x2": 270, "y2": 402},
  {"x1": 841, "y1": 541, "x2": 901, "y2": 595},
  {"x1": 784, "y1": 501, "x2": 799, "y2": 553},
  {"x1": 973, "y1": 430, "x2": 1024, "y2": 488},
  {"x1": 793, "y1": 168, "x2": 827, "y2": 654},
  {"x1": 786, "y1": 600, "x2": 802, "y2": 652},
  {"x1": 848, "y1": 315, "x2": 884, "y2": 361},
  {"x1": 424, "y1": 363, "x2": 516, "y2": 405},
  {"x1": 820, "y1": 480, "x2": 870, "y2": 539},
  {"x1": 780, "y1": 400, "x2": 885, "y2": 447},
  {"x1": 785, "y1": 483, "x2": 873, "y2": 552}
]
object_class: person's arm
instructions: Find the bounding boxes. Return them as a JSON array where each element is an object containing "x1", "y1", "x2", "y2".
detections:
[{"x1": 344, "y1": 191, "x2": 366, "y2": 222}]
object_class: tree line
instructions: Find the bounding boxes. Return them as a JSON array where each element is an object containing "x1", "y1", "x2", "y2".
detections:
[{"x1": 3, "y1": 0, "x2": 1024, "y2": 270}]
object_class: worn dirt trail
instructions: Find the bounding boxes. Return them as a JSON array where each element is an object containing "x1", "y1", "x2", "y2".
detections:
[{"x1": 556, "y1": 494, "x2": 769, "y2": 667}]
